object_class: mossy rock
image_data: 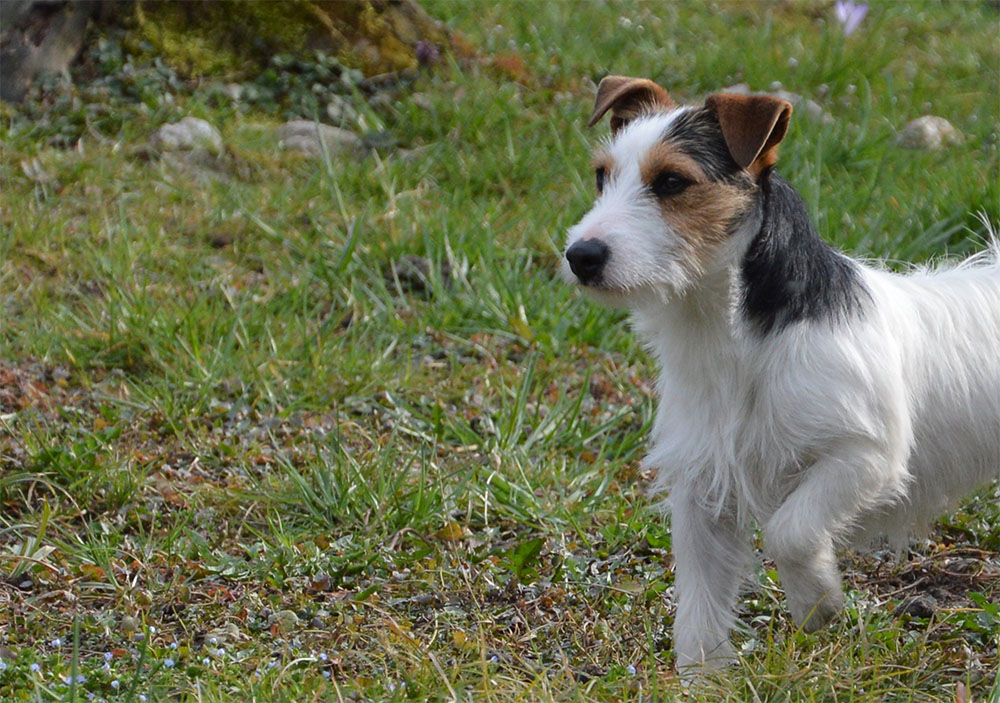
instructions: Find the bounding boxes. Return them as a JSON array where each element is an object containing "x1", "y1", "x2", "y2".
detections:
[{"x1": 125, "y1": 0, "x2": 449, "y2": 79}]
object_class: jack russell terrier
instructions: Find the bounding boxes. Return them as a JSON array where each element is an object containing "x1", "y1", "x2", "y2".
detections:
[{"x1": 563, "y1": 75, "x2": 1000, "y2": 674}]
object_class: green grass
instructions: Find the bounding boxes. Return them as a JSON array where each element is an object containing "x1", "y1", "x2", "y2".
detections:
[{"x1": 1, "y1": 1, "x2": 999, "y2": 701}]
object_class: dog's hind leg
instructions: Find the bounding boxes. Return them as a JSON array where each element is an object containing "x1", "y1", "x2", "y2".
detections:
[
  {"x1": 670, "y1": 485, "x2": 752, "y2": 674},
  {"x1": 763, "y1": 442, "x2": 906, "y2": 631}
]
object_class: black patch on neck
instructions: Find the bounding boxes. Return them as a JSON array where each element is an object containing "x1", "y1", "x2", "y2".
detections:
[{"x1": 740, "y1": 174, "x2": 867, "y2": 335}]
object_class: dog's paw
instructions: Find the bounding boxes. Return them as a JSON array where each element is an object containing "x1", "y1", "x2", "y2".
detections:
[
  {"x1": 674, "y1": 636, "x2": 736, "y2": 679},
  {"x1": 788, "y1": 587, "x2": 845, "y2": 632}
]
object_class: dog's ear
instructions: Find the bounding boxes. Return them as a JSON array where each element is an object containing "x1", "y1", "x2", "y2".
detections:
[
  {"x1": 705, "y1": 93, "x2": 793, "y2": 177},
  {"x1": 589, "y1": 76, "x2": 675, "y2": 134}
]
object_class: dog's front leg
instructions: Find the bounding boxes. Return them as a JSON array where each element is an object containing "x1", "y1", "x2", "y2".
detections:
[
  {"x1": 670, "y1": 485, "x2": 750, "y2": 674},
  {"x1": 763, "y1": 444, "x2": 902, "y2": 631}
]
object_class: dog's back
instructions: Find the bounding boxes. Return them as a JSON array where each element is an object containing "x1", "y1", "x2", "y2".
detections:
[{"x1": 858, "y1": 250, "x2": 1000, "y2": 543}]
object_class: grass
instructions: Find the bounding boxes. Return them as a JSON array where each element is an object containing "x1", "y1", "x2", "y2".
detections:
[{"x1": 1, "y1": 1, "x2": 999, "y2": 701}]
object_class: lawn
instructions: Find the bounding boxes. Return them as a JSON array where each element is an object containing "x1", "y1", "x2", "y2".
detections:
[{"x1": 1, "y1": 1, "x2": 998, "y2": 701}]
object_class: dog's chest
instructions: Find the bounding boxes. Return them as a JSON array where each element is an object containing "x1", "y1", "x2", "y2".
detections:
[{"x1": 644, "y1": 330, "x2": 808, "y2": 518}]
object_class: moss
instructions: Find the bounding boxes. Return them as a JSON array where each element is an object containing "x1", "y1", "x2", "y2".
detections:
[{"x1": 119, "y1": 0, "x2": 446, "y2": 80}]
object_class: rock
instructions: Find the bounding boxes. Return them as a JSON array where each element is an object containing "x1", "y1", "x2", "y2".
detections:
[
  {"x1": 268, "y1": 609, "x2": 299, "y2": 633},
  {"x1": 151, "y1": 117, "x2": 223, "y2": 153},
  {"x1": 388, "y1": 254, "x2": 452, "y2": 293},
  {"x1": 896, "y1": 116, "x2": 962, "y2": 150},
  {"x1": 161, "y1": 150, "x2": 233, "y2": 183},
  {"x1": 278, "y1": 120, "x2": 365, "y2": 158},
  {"x1": 325, "y1": 94, "x2": 359, "y2": 125},
  {"x1": 894, "y1": 594, "x2": 937, "y2": 619},
  {"x1": 220, "y1": 83, "x2": 243, "y2": 102},
  {"x1": 722, "y1": 83, "x2": 752, "y2": 95}
]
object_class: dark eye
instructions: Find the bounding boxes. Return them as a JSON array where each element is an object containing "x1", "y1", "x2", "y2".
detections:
[
  {"x1": 595, "y1": 166, "x2": 606, "y2": 194},
  {"x1": 650, "y1": 171, "x2": 691, "y2": 198}
]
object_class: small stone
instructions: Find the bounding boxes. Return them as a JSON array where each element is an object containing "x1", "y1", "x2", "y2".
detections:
[
  {"x1": 221, "y1": 83, "x2": 243, "y2": 102},
  {"x1": 388, "y1": 254, "x2": 452, "y2": 293},
  {"x1": 722, "y1": 83, "x2": 752, "y2": 95},
  {"x1": 278, "y1": 120, "x2": 365, "y2": 158},
  {"x1": 121, "y1": 615, "x2": 139, "y2": 634},
  {"x1": 411, "y1": 93, "x2": 433, "y2": 111},
  {"x1": 150, "y1": 117, "x2": 223, "y2": 153},
  {"x1": 897, "y1": 116, "x2": 962, "y2": 150},
  {"x1": 894, "y1": 594, "x2": 937, "y2": 619},
  {"x1": 268, "y1": 609, "x2": 299, "y2": 633},
  {"x1": 325, "y1": 94, "x2": 359, "y2": 125}
]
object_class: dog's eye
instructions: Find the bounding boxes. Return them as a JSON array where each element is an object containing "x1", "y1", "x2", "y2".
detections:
[
  {"x1": 650, "y1": 171, "x2": 691, "y2": 198},
  {"x1": 595, "y1": 166, "x2": 606, "y2": 194}
]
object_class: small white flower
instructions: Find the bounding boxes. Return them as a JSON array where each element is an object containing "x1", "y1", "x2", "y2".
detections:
[
  {"x1": 318, "y1": 652, "x2": 328, "y2": 661},
  {"x1": 208, "y1": 636, "x2": 218, "y2": 645},
  {"x1": 202, "y1": 657, "x2": 209, "y2": 665},
  {"x1": 111, "y1": 680, "x2": 120, "y2": 689},
  {"x1": 139, "y1": 695, "x2": 147, "y2": 702},
  {"x1": 170, "y1": 642, "x2": 178, "y2": 650}
]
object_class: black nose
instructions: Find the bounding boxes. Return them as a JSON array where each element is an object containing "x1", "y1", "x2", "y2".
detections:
[{"x1": 566, "y1": 239, "x2": 610, "y2": 284}]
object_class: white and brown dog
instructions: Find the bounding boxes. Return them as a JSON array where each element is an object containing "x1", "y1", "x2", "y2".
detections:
[{"x1": 563, "y1": 76, "x2": 1000, "y2": 674}]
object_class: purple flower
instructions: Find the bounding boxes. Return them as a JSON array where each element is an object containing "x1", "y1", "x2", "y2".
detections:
[
  {"x1": 834, "y1": 1, "x2": 868, "y2": 36},
  {"x1": 415, "y1": 40, "x2": 440, "y2": 67}
]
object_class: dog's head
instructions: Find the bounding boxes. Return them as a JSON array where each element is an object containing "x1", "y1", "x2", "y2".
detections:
[{"x1": 563, "y1": 76, "x2": 793, "y2": 305}]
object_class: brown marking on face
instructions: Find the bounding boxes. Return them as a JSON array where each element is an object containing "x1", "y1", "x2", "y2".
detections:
[
  {"x1": 638, "y1": 142, "x2": 705, "y2": 186},
  {"x1": 639, "y1": 140, "x2": 751, "y2": 274},
  {"x1": 590, "y1": 147, "x2": 614, "y2": 174}
]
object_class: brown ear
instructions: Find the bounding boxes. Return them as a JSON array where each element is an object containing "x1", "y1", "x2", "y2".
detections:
[
  {"x1": 588, "y1": 75, "x2": 675, "y2": 134},
  {"x1": 705, "y1": 93, "x2": 793, "y2": 176}
]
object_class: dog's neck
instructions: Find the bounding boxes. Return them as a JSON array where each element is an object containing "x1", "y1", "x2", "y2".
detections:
[{"x1": 739, "y1": 174, "x2": 867, "y2": 336}]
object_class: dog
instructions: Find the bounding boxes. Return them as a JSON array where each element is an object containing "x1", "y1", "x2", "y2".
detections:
[{"x1": 562, "y1": 75, "x2": 1000, "y2": 674}]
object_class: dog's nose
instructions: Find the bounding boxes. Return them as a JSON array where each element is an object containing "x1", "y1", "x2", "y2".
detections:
[{"x1": 566, "y1": 239, "x2": 610, "y2": 284}]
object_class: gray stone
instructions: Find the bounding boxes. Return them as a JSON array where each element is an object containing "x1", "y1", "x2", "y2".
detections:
[
  {"x1": 894, "y1": 594, "x2": 937, "y2": 619},
  {"x1": 278, "y1": 120, "x2": 365, "y2": 158},
  {"x1": 896, "y1": 115, "x2": 962, "y2": 150},
  {"x1": 325, "y1": 94, "x2": 359, "y2": 125},
  {"x1": 151, "y1": 117, "x2": 223, "y2": 153}
]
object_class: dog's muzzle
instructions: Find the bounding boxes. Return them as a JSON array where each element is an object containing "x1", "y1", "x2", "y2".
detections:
[{"x1": 566, "y1": 239, "x2": 610, "y2": 285}]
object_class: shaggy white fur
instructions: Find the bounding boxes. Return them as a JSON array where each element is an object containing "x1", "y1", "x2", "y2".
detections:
[{"x1": 563, "y1": 77, "x2": 1000, "y2": 675}]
